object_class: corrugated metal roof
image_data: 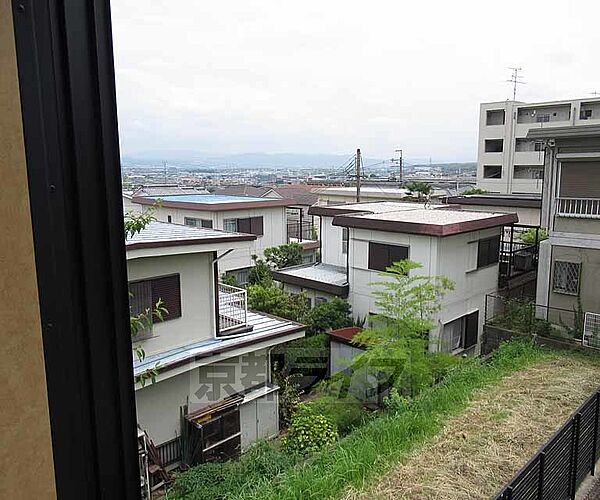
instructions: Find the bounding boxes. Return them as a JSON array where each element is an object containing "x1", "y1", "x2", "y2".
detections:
[
  {"x1": 275, "y1": 263, "x2": 348, "y2": 286},
  {"x1": 133, "y1": 310, "x2": 304, "y2": 377}
]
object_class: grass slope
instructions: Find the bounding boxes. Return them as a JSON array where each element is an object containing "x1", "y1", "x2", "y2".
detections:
[{"x1": 234, "y1": 341, "x2": 550, "y2": 500}]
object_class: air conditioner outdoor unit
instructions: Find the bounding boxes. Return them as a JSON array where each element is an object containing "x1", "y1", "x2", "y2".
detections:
[{"x1": 582, "y1": 312, "x2": 600, "y2": 349}]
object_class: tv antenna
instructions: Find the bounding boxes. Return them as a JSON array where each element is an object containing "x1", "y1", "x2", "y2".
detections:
[{"x1": 507, "y1": 67, "x2": 525, "y2": 100}]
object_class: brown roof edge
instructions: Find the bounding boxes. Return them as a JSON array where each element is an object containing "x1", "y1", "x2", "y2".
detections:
[
  {"x1": 132, "y1": 196, "x2": 293, "y2": 211},
  {"x1": 332, "y1": 212, "x2": 518, "y2": 236},
  {"x1": 126, "y1": 233, "x2": 256, "y2": 251},
  {"x1": 308, "y1": 203, "x2": 376, "y2": 217},
  {"x1": 154, "y1": 324, "x2": 306, "y2": 376},
  {"x1": 271, "y1": 269, "x2": 349, "y2": 297},
  {"x1": 443, "y1": 195, "x2": 542, "y2": 208}
]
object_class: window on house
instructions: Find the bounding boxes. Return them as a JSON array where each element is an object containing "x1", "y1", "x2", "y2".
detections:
[
  {"x1": 184, "y1": 217, "x2": 213, "y2": 228},
  {"x1": 477, "y1": 236, "x2": 500, "y2": 268},
  {"x1": 553, "y1": 261, "x2": 581, "y2": 295},
  {"x1": 167, "y1": 215, "x2": 172, "y2": 223},
  {"x1": 441, "y1": 311, "x2": 479, "y2": 353},
  {"x1": 315, "y1": 297, "x2": 327, "y2": 306},
  {"x1": 483, "y1": 165, "x2": 502, "y2": 179},
  {"x1": 484, "y1": 139, "x2": 503, "y2": 153},
  {"x1": 368, "y1": 242, "x2": 409, "y2": 272},
  {"x1": 536, "y1": 114, "x2": 550, "y2": 123},
  {"x1": 228, "y1": 268, "x2": 250, "y2": 285},
  {"x1": 128, "y1": 274, "x2": 182, "y2": 339},
  {"x1": 224, "y1": 217, "x2": 264, "y2": 235},
  {"x1": 580, "y1": 109, "x2": 593, "y2": 120},
  {"x1": 486, "y1": 109, "x2": 505, "y2": 126},
  {"x1": 342, "y1": 227, "x2": 349, "y2": 254}
]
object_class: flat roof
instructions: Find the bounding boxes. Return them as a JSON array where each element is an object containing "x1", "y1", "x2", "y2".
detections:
[
  {"x1": 133, "y1": 310, "x2": 305, "y2": 377},
  {"x1": 272, "y1": 263, "x2": 349, "y2": 296},
  {"x1": 132, "y1": 193, "x2": 292, "y2": 211},
  {"x1": 527, "y1": 124, "x2": 600, "y2": 140},
  {"x1": 443, "y1": 194, "x2": 541, "y2": 209},
  {"x1": 125, "y1": 220, "x2": 255, "y2": 250},
  {"x1": 328, "y1": 326, "x2": 363, "y2": 345},
  {"x1": 309, "y1": 201, "x2": 435, "y2": 217},
  {"x1": 333, "y1": 208, "x2": 518, "y2": 236}
]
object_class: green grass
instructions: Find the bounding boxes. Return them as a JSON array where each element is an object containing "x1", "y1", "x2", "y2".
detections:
[{"x1": 232, "y1": 340, "x2": 551, "y2": 500}]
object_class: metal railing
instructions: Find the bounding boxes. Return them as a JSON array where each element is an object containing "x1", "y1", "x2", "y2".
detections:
[
  {"x1": 499, "y1": 224, "x2": 541, "y2": 286},
  {"x1": 556, "y1": 198, "x2": 600, "y2": 219},
  {"x1": 218, "y1": 282, "x2": 248, "y2": 332},
  {"x1": 287, "y1": 221, "x2": 317, "y2": 242},
  {"x1": 495, "y1": 388, "x2": 600, "y2": 500}
]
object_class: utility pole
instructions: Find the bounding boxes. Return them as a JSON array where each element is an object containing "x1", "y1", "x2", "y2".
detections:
[
  {"x1": 395, "y1": 148, "x2": 403, "y2": 186},
  {"x1": 355, "y1": 148, "x2": 362, "y2": 202},
  {"x1": 507, "y1": 67, "x2": 525, "y2": 101},
  {"x1": 163, "y1": 161, "x2": 168, "y2": 183}
]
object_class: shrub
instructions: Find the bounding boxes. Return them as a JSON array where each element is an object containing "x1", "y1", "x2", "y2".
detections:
[
  {"x1": 264, "y1": 243, "x2": 304, "y2": 269},
  {"x1": 271, "y1": 333, "x2": 329, "y2": 390},
  {"x1": 304, "y1": 395, "x2": 365, "y2": 435},
  {"x1": 461, "y1": 187, "x2": 487, "y2": 195},
  {"x1": 272, "y1": 367, "x2": 301, "y2": 427},
  {"x1": 284, "y1": 405, "x2": 338, "y2": 454},
  {"x1": 306, "y1": 297, "x2": 352, "y2": 334},
  {"x1": 383, "y1": 387, "x2": 411, "y2": 413},
  {"x1": 520, "y1": 227, "x2": 548, "y2": 245}
]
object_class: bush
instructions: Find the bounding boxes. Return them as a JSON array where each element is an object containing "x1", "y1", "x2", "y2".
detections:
[
  {"x1": 264, "y1": 243, "x2": 304, "y2": 269},
  {"x1": 383, "y1": 387, "x2": 411, "y2": 413},
  {"x1": 306, "y1": 297, "x2": 352, "y2": 334},
  {"x1": 272, "y1": 367, "x2": 301, "y2": 427},
  {"x1": 461, "y1": 187, "x2": 487, "y2": 195},
  {"x1": 520, "y1": 227, "x2": 548, "y2": 245},
  {"x1": 284, "y1": 405, "x2": 338, "y2": 454},
  {"x1": 304, "y1": 395, "x2": 364, "y2": 435},
  {"x1": 271, "y1": 333, "x2": 329, "y2": 390}
]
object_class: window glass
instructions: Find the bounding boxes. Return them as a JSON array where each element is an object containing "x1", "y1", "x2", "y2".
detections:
[
  {"x1": 553, "y1": 261, "x2": 581, "y2": 295},
  {"x1": 224, "y1": 219, "x2": 238, "y2": 232}
]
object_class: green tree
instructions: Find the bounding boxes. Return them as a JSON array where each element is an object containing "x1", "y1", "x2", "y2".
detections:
[
  {"x1": 125, "y1": 210, "x2": 167, "y2": 386},
  {"x1": 264, "y1": 242, "x2": 304, "y2": 269},
  {"x1": 248, "y1": 255, "x2": 273, "y2": 287},
  {"x1": 247, "y1": 284, "x2": 309, "y2": 322},
  {"x1": 405, "y1": 181, "x2": 432, "y2": 201},
  {"x1": 306, "y1": 297, "x2": 352, "y2": 334},
  {"x1": 520, "y1": 227, "x2": 548, "y2": 245},
  {"x1": 351, "y1": 259, "x2": 457, "y2": 396},
  {"x1": 461, "y1": 187, "x2": 487, "y2": 195}
]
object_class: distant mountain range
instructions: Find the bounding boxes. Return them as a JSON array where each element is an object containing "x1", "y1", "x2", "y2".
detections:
[{"x1": 122, "y1": 151, "x2": 475, "y2": 171}]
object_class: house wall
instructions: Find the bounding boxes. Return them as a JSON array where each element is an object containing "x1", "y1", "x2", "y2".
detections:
[
  {"x1": 0, "y1": 2, "x2": 57, "y2": 496},
  {"x1": 281, "y1": 283, "x2": 338, "y2": 307},
  {"x1": 453, "y1": 203, "x2": 540, "y2": 226},
  {"x1": 127, "y1": 252, "x2": 216, "y2": 356},
  {"x1": 135, "y1": 350, "x2": 272, "y2": 445},
  {"x1": 347, "y1": 226, "x2": 500, "y2": 353},
  {"x1": 144, "y1": 204, "x2": 286, "y2": 272},
  {"x1": 320, "y1": 215, "x2": 346, "y2": 267}
]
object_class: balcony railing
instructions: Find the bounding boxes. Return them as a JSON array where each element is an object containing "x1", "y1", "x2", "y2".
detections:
[
  {"x1": 218, "y1": 282, "x2": 248, "y2": 333},
  {"x1": 556, "y1": 197, "x2": 600, "y2": 219}
]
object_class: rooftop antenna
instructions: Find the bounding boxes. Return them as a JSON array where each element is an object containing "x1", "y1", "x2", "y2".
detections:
[
  {"x1": 507, "y1": 67, "x2": 525, "y2": 101},
  {"x1": 591, "y1": 91, "x2": 600, "y2": 96}
]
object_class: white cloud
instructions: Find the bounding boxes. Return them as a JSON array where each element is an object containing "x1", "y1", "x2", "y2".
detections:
[{"x1": 111, "y1": 0, "x2": 600, "y2": 161}]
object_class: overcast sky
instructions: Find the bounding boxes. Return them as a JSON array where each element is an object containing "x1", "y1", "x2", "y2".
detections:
[{"x1": 111, "y1": 0, "x2": 600, "y2": 162}]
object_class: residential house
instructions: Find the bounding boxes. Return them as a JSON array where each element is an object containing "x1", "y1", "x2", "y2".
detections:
[
  {"x1": 130, "y1": 194, "x2": 291, "y2": 283},
  {"x1": 126, "y1": 221, "x2": 305, "y2": 463},
  {"x1": 530, "y1": 125, "x2": 600, "y2": 335},
  {"x1": 476, "y1": 97, "x2": 600, "y2": 196},
  {"x1": 274, "y1": 201, "x2": 516, "y2": 354},
  {"x1": 123, "y1": 184, "x2": 209, "y2": 213}
]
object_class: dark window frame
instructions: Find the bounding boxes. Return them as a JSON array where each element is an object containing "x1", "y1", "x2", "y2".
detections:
[
  {"x1": 477, "y1": 236, "x2": 501, "y2": 269},
  {"x1": 184, "y1": 216, "x2": 213, "y2": 229},
  {"x1": 442, "y1": 311, "x2": 479, "y2": 352},
  {"x1": 224, "y1": 216, "x2": 264, "y2": 236},
  {"x1": 368, "y1": 242, "x2": 409, "y2": 272},
  {"x1": 129, "y1": 273, "x2": 182, "y2": 324},
  {"x1": 12, "y1": 0, "x2": 141, "y2": 496}
]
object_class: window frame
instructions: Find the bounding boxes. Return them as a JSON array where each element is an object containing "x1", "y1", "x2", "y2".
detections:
[
  {"x1": 342, "y1": 227, "x2": 349, "y2": 254},
  {"x1": 441, "y1": 311, "x2": 479, "y2": 353},
  {"x1": 368, "y1": 242, "x2": 409, "y2": 272},
  {"x1": 477, "y1": 236, "x2": 501, "y2": 269},
  {"x1": 552, "y1": 261, "x2": 581, "y2": 296}
]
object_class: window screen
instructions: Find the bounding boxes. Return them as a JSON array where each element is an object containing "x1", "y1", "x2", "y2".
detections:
[
  {"x1": 552, "y1": 261, "x2": 581, "y2": 295},
  {"x1": 129, "y1": 274, "x2": 181, "y2": 332},
  {"x1": 441, "y1": 310, "x2": 478, "y2": 352},
  {"x1": 224, "y1": 219, "x2": 238, "y2": 232}
]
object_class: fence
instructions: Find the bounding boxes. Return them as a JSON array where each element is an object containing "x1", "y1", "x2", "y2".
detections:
[
  {"x1": 218, "y1": 283, "x2": 248, "y2": 333},
  {"x1": 287, "y1": 221, "x2": 317, "y2": 242},
  {"x1": 494, "y1": 388, "x2": 600, "y2": 499},
  {"x1": 485, "y1": 294, "x2": 582, "y2": 339},
  {"x1": 499, "y1": 224, "x2": 541, "y2": 286},
  {"x1": 156, "y1": 436, "x2": 182, "y2": 468}
]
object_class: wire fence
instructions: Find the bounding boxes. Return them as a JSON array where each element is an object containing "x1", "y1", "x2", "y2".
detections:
[{"x1": 494, "y1": 388, "x2": 600, "y2": 500}]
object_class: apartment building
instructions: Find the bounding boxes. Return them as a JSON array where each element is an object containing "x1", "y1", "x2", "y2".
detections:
[
  {"x1": 130, "y1": 194, "x2": 290, "y2": 282},
  {"x1": 274, "y1": 201, "x2": 516, "y2": 354},
  {"x1": 477, "y1": 97, "x2": 600, "y2": 195},
  {"x1": 126, "y1": 221, "x2": 305, "y2": 463},
  {"x1": 531, "y1": 125, "x2": 600, "y2": 327}
]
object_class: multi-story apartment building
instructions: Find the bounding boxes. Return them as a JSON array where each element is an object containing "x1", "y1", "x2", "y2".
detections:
[
  {"x1": 273, "y1": 201, "x2": 516, "y2": 354},
  {"x1": 130, "y1": 194, "x2": 291, "y2": 282},
  {"x1": 531, "y1": 125, "x2": 600, "y2": 324},
  {"x1": 477, "y1": 97, "x2": 600, "y2": 195},
  {"x1": 126, "y1": 221, "x2": 305, "y2": 464}
]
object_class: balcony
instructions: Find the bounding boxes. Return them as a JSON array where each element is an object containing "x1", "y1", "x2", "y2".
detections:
[
  {"x1": 218, "y1": 282, "x2": 249, "y2": 334},
  {"x1": 556, "y1": 198, "x2": 600, "y2": 219}
]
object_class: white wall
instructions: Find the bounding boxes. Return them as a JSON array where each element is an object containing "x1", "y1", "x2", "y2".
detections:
[
  {"x1": 320, "y1": 215, "x2": 346, "y2": 267},
  {"x1": 141, "y1": 204, "x2": 287, "y2": 272},
  {"x1": 127, "y1": 252, "x2": 216, "y2": 356},
  {"x1": 347, "y1": 226, "x2": 500, "y2": 353},
  {"x1": 136, "y1": 349, "x2": 269, "y2": 444}
]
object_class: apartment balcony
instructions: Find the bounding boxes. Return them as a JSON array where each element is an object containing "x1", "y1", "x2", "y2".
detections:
[
  {"x1": 556, "y1": 198, "x2": 600, "y2": 219},
  {"x1": 218, "y1": 282, "x2": 249, "y2": 334}
]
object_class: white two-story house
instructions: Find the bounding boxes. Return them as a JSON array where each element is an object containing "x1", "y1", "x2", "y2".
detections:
[
  {"x1": 130, "y1": 194, "x2": 291, "y2": 283},
  {"x1": 274, "y1": 201, "x2": 516, "y2": 354},
  {"x1": 126, "y1": 221, "x2": 305, "y2": 466}
]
